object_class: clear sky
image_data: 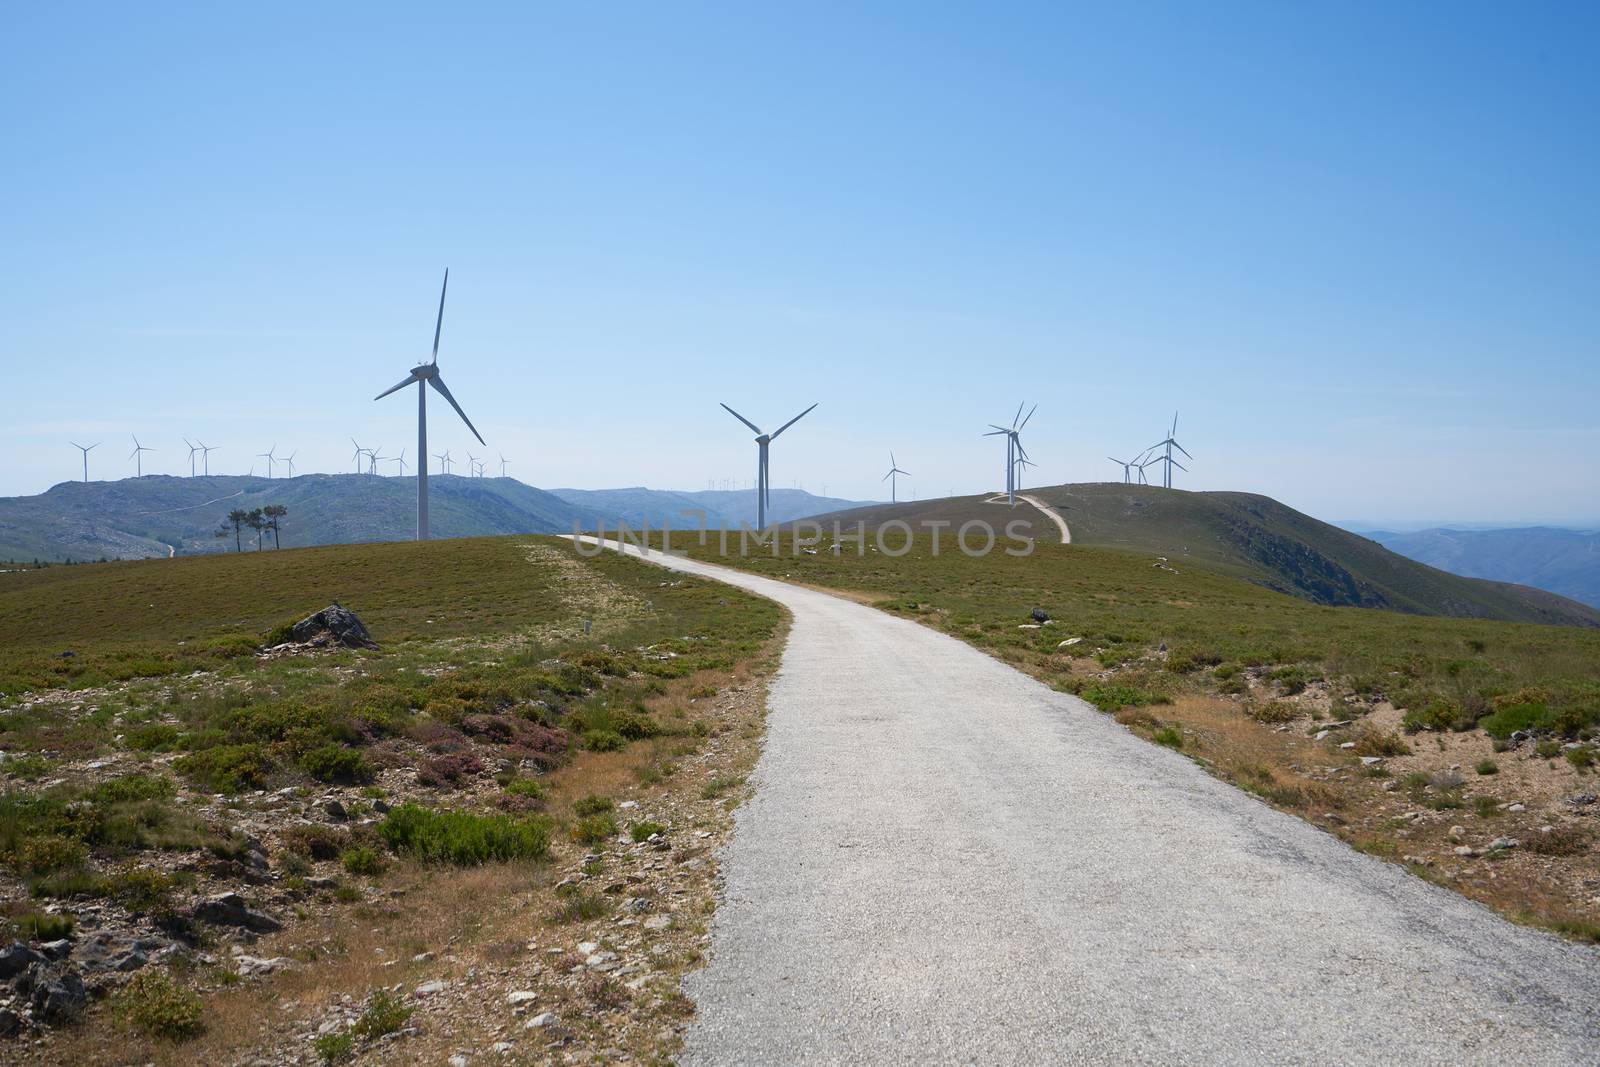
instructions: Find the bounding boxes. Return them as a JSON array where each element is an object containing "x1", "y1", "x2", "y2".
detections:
[{"x1": 4, "y1": 2, "x2": 1597, "y2": 525}]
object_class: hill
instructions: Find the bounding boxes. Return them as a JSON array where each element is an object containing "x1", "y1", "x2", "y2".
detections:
[
  {"x1": 0, "y1": 477, "x2": 870, "y2": 562},
  {"x1": 548, "y1": 486, "x2": 877, "y2": 531},
  {"x1": 796, "y1": 483, "x2": 1600, "y2": 628},
  {"x1": 1362, "y1": 527, "x2": 1600, "y2": 610}
]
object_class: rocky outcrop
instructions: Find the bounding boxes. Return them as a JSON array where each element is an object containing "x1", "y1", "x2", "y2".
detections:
[{"x1": 288, "y1": 604, "x2": 378, "y2": 650}]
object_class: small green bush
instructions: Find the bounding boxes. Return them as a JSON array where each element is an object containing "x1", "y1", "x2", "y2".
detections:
[
  {"x1": 701, "y1": 775, "x2": 744, "y2": 800},
  {"x1": 15, "y1": 910, "x2": 74, "y2": 940},
  {"x1": 572, "y1": 794, "x2": 614, "y2": 816},
  {"x1": 550, "y1": 888, "x2": 612, "y2": 924},
  {"x1": 501, "y1": 778, "x2": 545, "y2": 801},
  {"x1": 117, "y1": 970, "x2": 206, "y2": 1041},
  {"x1": 350, "y1": 989, "x2": 411, "y2": 1038},
  {"x1": 282, "y1": 824, "x2": 348, "y2": 861},
  {"x1": 1079, "y1": 681, "x2": 1168, "y2": 714},
  {"x1": 1248, "y1": 701, "x2": 1296, "y2": 724},
  {"x1": 378, "y1": 803, "x2": 551, "y2": 865},
  {"x1": 629, "y1": 820, "x2": 667, "y2": 842},
  {"x1": 341, "y1": 846, "x2": 386, "y2": 877},
  {"x1": 125, "y1": 723, "x2": 182, "y2": 752},
  {"x1": 1151, "y1": 726, "x2": 1183, "y2": 749},
  {"x1": 571, "y1": 813, "x2": 617, "y2": 845},
  {"x1": 583, "y1": 729, "x2": 626, "y2": 752},
  {"x1": 313, "y1": 1031, "x2": 355, "y2": 1064},
  {"x1": 1566, "y1": 746, "x2": 1595, "y2": 770},
  {"x1": 175, "y1": 743, "x2": 273, "y2": 793},
  {"x1": 299, "y1": 744, "x2": 375, "y2": 784},
  {"x1": 1475, "y1": 759, "x2": 1499, "y2": 776},
  {"x1": 1479, "y1": 702, "x2": 1546, "y2": 741}
]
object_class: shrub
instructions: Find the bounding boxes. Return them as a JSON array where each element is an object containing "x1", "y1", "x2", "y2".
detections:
[
  {"x1": 417, "y1": 752, "x2": 483, "y2": 788},
  {"x1": 15, "y1": 910, "x2": 74, "y2": 940},
  {"x1": 378, "y1": 803, "x2": 551, "y2": 865},
  {"x1": 1524, "y1": 824, "x2": 1592, "y2": 856},
  {"x1": 299, "y1": 745, "x2": 374, "y2": 785},
  {"x1": 1475, "y1": 759, "x2": 1499, "y2": 776},
  {"x1": 350, "y1": 990, "x2": 411, "y2": 1038},
  {"x1": 583, "y1": 729, "x2": 626, "y2": 752},
  {"x1": 1401, "y1": 702, "x2": 1458, "y2": 733},
  {"x1": 550, "y1": 888, "x2": 612, "y2": 924},
  {"x1": 341, "y1": 846, "x2": 386, "y2": 877},
  {"x1": 1566, "y1": 746, "x2": 1595, "y2": 770},
  {"x1": 1351, "y1": 730, "x2": 1409, "y2": 758},
  {"x1": 501, "y1": 778, "x2": 545, "y2": 801},
  {"x1": 1479, "y1": 702, "x2": 1546, "y2": 741},
  {"x1": 313, "y1": 1031, "x2": 355, "y2": 1064},
  {"x1": 1537, "y1": 739, "x2": 1563, "y2": 758},
  {"x1": 1269, "y1": 666, "x2": 1312, "y2": 695},
  {"x1": 1151, "y1": 726, "x2": 1183, "y2": 750},
  {"x1": 571, "y1": 814, "x2": 617, "y2": 845},
  {"x1": 1248, "y1": 701, "x2": 1296, "y2": 725},
  {"x1": 701, "y1": 775, "x2": 744, "y2": 800},
  {"x1": 572, "y1": 794, "x2": 614, "y2": 816},
  {"x1": 125, "y1": 723, "x2": 182, "y2": 752},
  {"x1": 1473, "y1": 796, "x2": 1502, "y2": 818},
  {"x1": 629, "y1": 820, "x2": 667, "y2": 842},
  {"x1": 117, "y1": 970, "x2": 206, "y2": 1041},
  {"x1": 107, "y1": 869, "x2": 178, "y2": 917},
  {"x1": 1078, "y1": 681, "x2": 1168, "y2": 714},
  {"x1": 175, "y1": 744, "x2": 273, "y2": 793},
  {"x1": 282, "y1": 824, "x2": 348, "y2": 861}
]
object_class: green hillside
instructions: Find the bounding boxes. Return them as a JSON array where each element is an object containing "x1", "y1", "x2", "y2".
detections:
[
  {"x1": 798, "y1": 483, "x2": 1600, "y2": 628},
  {"x1": 0, "y1": 475, "x2": 585, "y2": 561}
]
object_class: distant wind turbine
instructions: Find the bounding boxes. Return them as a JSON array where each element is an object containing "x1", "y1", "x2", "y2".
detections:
[
  {"x1": 374, "y1": 270, "x2": 485, "y2": 540},
  {"x1": 466, "y1": 452, "x2": 479, "y2": 478},
  {"x1": 720, "y1": 401, "x2": 818, "y2": 529},
  {"x1": 434, "y1": 450, "x2": 451, "y2": 475},
  {"x1": 257, "y1": 445, "x2": 276, "y2": 479},
  {"x1": 1145, "y1": 411, "x2": 1193, "y2": 489},
  {"x1": 183, "y1": 438, "x2": 201, "y2": 477},
  {"x1": 198, "y1": 441, "x2": 217, "y2": 475},
  {"x1": 1108, "y1": 455, "x2": 1138, "y2": 484},
  {"x1": 983, "y1": 403, "x2": 1035, "y2": 504},
  {"x1": 499, "y1": 453, "x2": 508, "y2": 478},
  {"x1": 282, "y1": 451, "x2": 297, "y2": 478},
  {"x1": 129, "y1": 435, "x2": 153, "y2": 477},
  {"x1": 391, "y1": 448, "x2": 408, "y2": 476},
  {"x1": 882, "y1": 452, "x2": 911, "y2": 503},
  {"x1": 71, "y1": 441, "x2": 99, "y2": 483},
  {"x1": 367, "y1": 449, "x2": 384, "y2": 476},
  {"x1": 350, "y1": 438, "x2": 371, "y2": 475}
]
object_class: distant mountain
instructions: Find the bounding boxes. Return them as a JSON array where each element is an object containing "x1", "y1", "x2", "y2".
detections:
[
  {"x1": 798, "y1": 483, "x2": 1600, "y2": 629},
  {"x1": 1362, "y1": 527, "x2": 1600, "y2": 610},
  {"x1": 0, "y1": 475, "x2": 586, "y2": 561},
  {"x1": 0, "y1": 477, "x2": 874, "y2": 562},
  {"x1": 549, "y1": 486, "x2": 878, "y2": 531}
]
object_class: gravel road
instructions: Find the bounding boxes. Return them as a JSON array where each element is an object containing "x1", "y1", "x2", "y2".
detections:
[{"x1": 588, "y1": 540, "x2": 1600, "y2": 1065}]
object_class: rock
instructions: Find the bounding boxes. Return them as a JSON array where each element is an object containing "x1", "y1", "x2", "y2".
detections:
[
  {"x1": 0, "y1": 1008, "x2": 20, "y2": 1037},
  {"x1": 1322, "y1": 812, "x2": 1346, "y2": 826},
  {"x1": 506, "y1": 990, "x2": 539, "y2": 1006},
  {"x1": 289, "y1": 604, "x2": 379, "y2": 650},
  {"x1": 1338, "y1": 741, "x2": 1356, "y2": 749},
  {"x1": 1506, "y1": 803, "x2": 1527, "y2": 813},
  {"x1": 372, "y1": 798, "x2": 391, "y2": 814},
  {"x1": 1453, "y1": 845, "x2": 1478, "y2": 857},
  {"x1": 193, "y1": 892, "x2": 282, "y2": 933},
  {"x1": 622, "y1": 898, "x2": 651, "y2": 914},
  {"x1": 1448, "y1": 825, "x2": 1466, "y2": 841},
  {"x1": 1567, "y1": 793, "x2": 1596, "y2": 807},
  {"x1": 1314, "y1": 731, "x2": 1330, "y2": 741},
  {"x1": 0, "y1": 942, "x2": 45, "y2": 980},
  {"x1": 414, "y1": 979, "x2": 448, "y2": 997},
  {"x1": 324, "y1": 800, "x2": 349, "y2": 821},
  {"x1": 28, "y1": 966, "x2": 87, "y2": 1022},
  {"x1": 1487, "y1": 837, "x2": 1519, "y2": 851},
  {"x1": 1359, "y1": 756, "x2": 1384, "y2": 766},
  {"x1": 577, "y1": 941, "x2": 600, "y2": 955},
  {"x1": 1380, "y1": 780, "x2": 1399, "y2": 792},
  {"x1": 38, "y1": 940, "x2": 72, "y2": 962},
  {"x1": 1057, "y1": 637, "x2": 1083, "y2": 648},
  {"x1": 492, "y1": 1042, "x2": 514, "y2": 1053},
  {"x1": 108, "y1": 948, "x2": 150, "y2": 972},
  {"x1": 641, "y1": 915, "x2": 672, "y2": 931},
  {"x1": 1016, "y1": 624, "x2": 1039, "y2": 630},
  {"x1": 526, "y1": 1012, "x2": 557, "y2": 1030},
  {"x1": 305, "y1": 876, "x2": 338, "y2": 890},
  {"x1": 1030, "y1": 608, "x2": 1050, "y2": 623},
  {"x1": 449, "y1": 1056, "x2": 468, "y2": 1067},
  {"x1": 236, "y1": 955, "x2": 293, "y2": 977}
]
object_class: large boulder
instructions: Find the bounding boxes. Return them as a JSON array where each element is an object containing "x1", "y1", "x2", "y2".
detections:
[
  {"x1": 26, "y1": 965, "x2": 86, "y2": 1023},
  {"x1": 289, "y1": 604, "x2": 377, "y2": 650},
  {"x1": 0, "y1": 942, "x2": 44, "y2": 981},
  {"x1": 193, "y1": 892, "x2": 282, "y2": 933}
]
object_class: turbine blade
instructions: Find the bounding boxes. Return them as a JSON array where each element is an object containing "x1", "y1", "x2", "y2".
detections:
[
  {"x1": 374, "y1": 374, "x2": 416, "y2": 401},
  {"x1": 428, "y1": 374, "x2": 486, "y2": 445},
  {"x1": 432, "y1": 269, "x2": 448, "y2": 364},
  {"x1": 1012, "y1": 402, "x2": 1024, "y2": 428},
  {"x1": 882, "y1": 470, "x2": 893, "y2": 482},
  {"x1": 1171, "y1": 459, "x2": 1188, "y2": 471},
  {"x1": 1174, "y1": 442, "x2": 1194, "y2": 461},
  {"x1": 720, "y1": 403, "x2": 762, "y2": 435},
  {"x1": 770, "y1": 402, "x2": 817, "y2": 440},
  {"x1": 1019, "y1": 404, "x2": 1037, "y2": 430}
]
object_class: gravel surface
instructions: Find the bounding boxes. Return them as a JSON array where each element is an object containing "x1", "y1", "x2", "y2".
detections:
[{"x1": 591, "y1": 540, "x2": 1600, "y2": 1065}]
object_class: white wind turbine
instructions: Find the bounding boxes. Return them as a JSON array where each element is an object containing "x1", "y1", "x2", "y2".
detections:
[
  {"x1": 282, "y1": 451, "x2": 297, "y2": 478},
  {"x1": 983, "y1": 403, "x2": 1035, "y2": 505},
  {"x1": 720, "y1": 402, "x2": 818, "y2": 529},
  {"x1": 1145, "y1": 411, "x2": 1193, "y2": 489},
  {"x1": 882, "y1": 452, "x2": 910, "y2": 503},
  {"x1": 433, "y1": 450, "x2": 451, "y2": 475},
  {"x1": 391, "y1": 448, "x2": 408, "y2": 476},
  {"x1": 367, "y1": 448, "x2": 384, "y2": 476},
  {"x1": 70, "y1": 441, "x2": 99, "y2": 483},
  {"x1": 129, "y1": 435, "x2": 154, "y2": 477},
  {"x1": 373, "y1": 271, "x2": 485, "y2": 541},
  {"x1": 198, "y1": 441, "x2": 217, "y2": 475},
  {"x1": 349, "y1": 438, "x2": 372, "y2": 474},
  {"x1": 257, "y1": 445, "x2": 277, "y2": 479},
  {"x1": 1108, "y1": 455, "x2": 1139, "y2": 483},
  {"x1": 184, "y1": 438, "x2": 201, "y2": 476},
  {"x1": 499, "y1": 453, "x2": 508, "y2": 478},
  {"x1": 466, "y1": 452, "x2": 479, "y2": 478}
]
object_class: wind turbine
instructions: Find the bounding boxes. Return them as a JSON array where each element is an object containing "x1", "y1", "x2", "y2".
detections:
[
  {"x1": 197, "y1": 441, "x2": 217, "y2": 475},
  {"x1": 374, "y1": 270, "x2": 485, "y2": 540},
  {"x1": 499, "y1": 453, "x2": 508, "y2": 478},
  {"x1": 129, "y1": 435, "x2": 153, "y2": 477},
  {"x1": 282, "y1": 451, "x2": 297, "y2": 478},
  {"x1": 434, "y1": 450, "x2": 451, "y2": 475},
  {"x1": 1108, "y1": 455, "x2": 1138, "y2": 483},
  {"x1": 466, "y1": 452, "x2": 479, "y2": 478},
  {"x1": 183, "y1": 438, "x2": 201, "y2": 477},
  {"x1": 367, "y1": 449, "x2": 384, "y2": 476},
  {"x1": 983, "y1": 403, "x2": 1035, "y2": 504},
  {"x1": 350, "y1": 438, "x2": 371, "y2": 474},
  {"x1": 1137, "y1": 451, "x2": 1160, "y2": 485},
  {"x1": 1014, "y1": 454, "x2": 1037, "y2": 491},
  {"x1": 70, "y1": 441, "x2": 99, "y2": 482},
  {"x1": 720, "y1": 402, "x2": 818, "y2": 529},
  {"x1": 882, "y1": 452, "x2": 910, "y2": 503},
  {"x1": 256, "y1": 445, "x2": 276, "y2": 479},
  {"x1": 1145, "y1": 412, "x2": 1193, "y2": 489},
  {"x1": 391, "y1": 448, "x2": 408, "y2": 476}
]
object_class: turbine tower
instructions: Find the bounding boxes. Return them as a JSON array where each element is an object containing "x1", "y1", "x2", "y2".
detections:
[
  {"x1": 498, "y1": 453, "x2": 508, "y2": 478},
  {"x1": 434, "y1": 450, "x2": 451, "y2": 475},
  {"x1": 282, "y1": 451, "x2": 297, "y2": 478},
  {"x1": 128, "y1": 435, "x2": 153, "y2": 477},
  {"x1": 374, "y1": 270, "x2": 485, "y2": 541},
  {"x1": 1145, "y1": 412, "x2": 1193, "y2": 489},
  {"x1": 983, "y1": 403, "x2": 1034, "y2": 505},
  {"x1": 882, "y1": 452, "x2": 910, "y2": 503},
  {"x1": 184, "y1": 438, "x2": 201, "y2": 477},
  {"x1": 466, "y1": 452, "x2": 479, "y2": 478},
  {"x1": 198, "y1": 441, "x2": 216, "y2": 475},
  {"x1": 70, "y1": 441, "x2": 99, "y2": 483},
  {"x1": 720, "y1": 401, "x2": 818, "y2": 529},
  {"x1": 1108, "y1": 455, "x2": 1137, "y2": 483},
  {"x1": 350, "y1": 439, "x2": 371, "y2": 474},
  {"x1": 392, "y1": 448, "x2": 408, "y2": 476},
  {"x1": 256, "y1": 445, "x2": 276, "y2": 479}
]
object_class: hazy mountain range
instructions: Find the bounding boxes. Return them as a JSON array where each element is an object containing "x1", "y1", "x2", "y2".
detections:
[
  {"x1": 0, "y1": 476, "x2": 873, "y2": 563},
  {"x1": 1361, "y1": 527, "x2": 1600, "y2": 610}
]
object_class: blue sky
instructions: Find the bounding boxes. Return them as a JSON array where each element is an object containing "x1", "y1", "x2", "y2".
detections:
[{"x1": 3, "y1": 2, "x2": 1597, "y2": 524}]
